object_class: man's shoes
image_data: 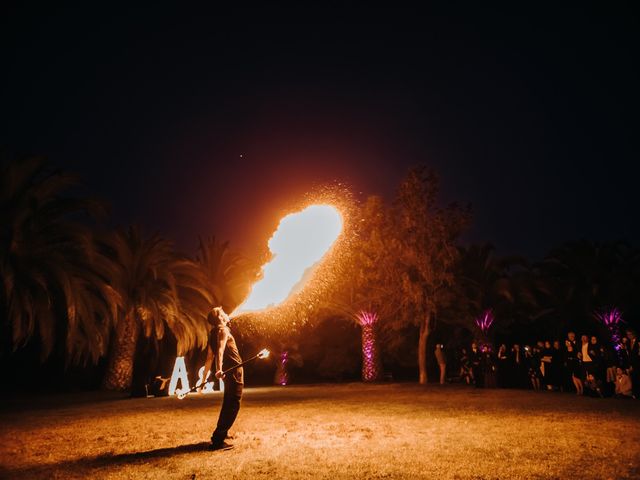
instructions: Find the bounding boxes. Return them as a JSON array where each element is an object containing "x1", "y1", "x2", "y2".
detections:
[
  {"x1": 226, "y1": 433, "x2": 235, "y2": 440},
  {"x1": 208, "y1": 441, "x2": 234, "y2": 451}
]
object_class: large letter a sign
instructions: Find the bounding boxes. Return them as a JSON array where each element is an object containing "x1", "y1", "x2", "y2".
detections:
[{"x1": 168, "y1": 356, "x2": 190, "y2": 396}]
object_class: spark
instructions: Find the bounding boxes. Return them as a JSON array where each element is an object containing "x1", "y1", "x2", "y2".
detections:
[
  {"x1": 233, "y1": 204, "x2": 343, "y2": 315},
  {"x1": 233, "y1": 185, "x2": 356, "y2": 336}
]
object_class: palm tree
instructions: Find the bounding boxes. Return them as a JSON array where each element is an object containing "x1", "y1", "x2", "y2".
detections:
[
  {"x1": 320, "y1": 196, "x2": 397, "y2": 382},
  {"x1": 534, "y1": 240, "x2": 638, "y2": 336},
  {"x1": 453, "y1": 244, "x2": 524, "y2": 337},
  {"x1": 0, "y1": 155, "x2": 119, "y2": 363},
  {"x1": 100, "y1": 227, "x2": 213, "y2": 391},
  {"x1": 443, "y1": 243, "x2": 552, "y2": 345},
  {"x1": 195, "y1": 236, "x2": 257, "y2": 312}
]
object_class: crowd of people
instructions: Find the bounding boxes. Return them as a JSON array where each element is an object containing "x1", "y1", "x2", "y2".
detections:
[{"x1": 443, "y1": 329, "x2": 640, "y2": 399}]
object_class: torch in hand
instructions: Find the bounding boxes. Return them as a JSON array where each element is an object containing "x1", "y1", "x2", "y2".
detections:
[{"x1": 176, "y1": 349, "x2": 270, "y2": 400}]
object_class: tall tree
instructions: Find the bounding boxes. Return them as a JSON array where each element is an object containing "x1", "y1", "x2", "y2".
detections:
[
  {"x1": 100, "y1": 227, "x2": 212, "y2": 391},
  {"x1": 0, "y1": 155, "x2": 119, "y2": 363},
  {"x1": 393, "y1": 167, "x2": 470, "y2": 384}
]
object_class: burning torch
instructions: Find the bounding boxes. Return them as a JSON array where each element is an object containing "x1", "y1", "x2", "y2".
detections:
[{"x1": 176, "y1": 349, "x2": 270, "y2": 399}]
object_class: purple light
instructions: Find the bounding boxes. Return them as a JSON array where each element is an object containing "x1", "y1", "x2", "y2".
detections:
[
  {"x1": 356, "y1": 311, "x2": 380, "y2": 382},
  {"x1": 595, "y1": 308, "x2": 625, "y2": 362},
  {"x1": 357, "y1": 311, "x2": 378, "y2": 327},
  {"x1": 276, "y1": 351, "x2": 289, "y2": 386},
  {"x1": 475, "y1": 309, "x2": 494, "y2": 334},
  {"x1": 596, "y1": 308, "x2": 623, "y2": 327}
]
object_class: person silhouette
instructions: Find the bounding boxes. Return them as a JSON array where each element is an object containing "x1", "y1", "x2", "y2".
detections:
[{"x1": 203, "y1": 307, "x2": 244, "y2": 451}]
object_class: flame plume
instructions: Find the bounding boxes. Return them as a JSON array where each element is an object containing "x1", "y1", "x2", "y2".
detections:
[{"x1": 233, "y1": 204, "x2": 343, "y2": 315}]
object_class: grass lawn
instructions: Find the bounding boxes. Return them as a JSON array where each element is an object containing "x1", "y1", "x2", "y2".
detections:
[{"x1": 1, "y1": 383, "x2": 639, "y2": 479}]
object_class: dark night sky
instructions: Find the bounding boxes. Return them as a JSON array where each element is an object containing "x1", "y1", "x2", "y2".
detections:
[{"x1": 1, "y1": 6, "x2": 638, "y2": 258}]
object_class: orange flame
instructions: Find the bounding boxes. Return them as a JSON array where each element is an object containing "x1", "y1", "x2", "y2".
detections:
[{"x1": 233, "y1": 204, "x2": 343, "y2": 315}]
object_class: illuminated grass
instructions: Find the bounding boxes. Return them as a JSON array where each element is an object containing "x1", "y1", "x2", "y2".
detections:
[{"x1": 1, "y1": 384, "x2": 639, "y2": 479}]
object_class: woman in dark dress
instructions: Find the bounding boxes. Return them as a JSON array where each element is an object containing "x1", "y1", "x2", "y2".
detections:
[
  {"x1": 565, "y1": 339, "x2": 583, "y2": 395},
  {"x1": 548, "y1": 340, "x2": 563, "y2": 391},
  {"x1": 589, "y1": 336, "x2": 605, "y2": 383},
  {"x1": 526, "y1": 345, "x2": 542, "y2": 391},
  {"x1": 541, "y1": 340, "x2": 554, "y2": 390},
  {"x1": 482, "y1": 344, "x2": 497, "y2": 388},
  {"x1": 511, "y1": 344, "x2": 527, "y2": 388}
]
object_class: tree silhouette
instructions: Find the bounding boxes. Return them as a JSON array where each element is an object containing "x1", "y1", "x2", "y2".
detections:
[
  {"x1": 533, "y1": 240, "x2": 640, "y2": 337},
  {"x1": 392, "y1": 167, "x2": 470, "y2": 384},
  {"x1": 100, "y1": 227, "x2": 212, "y2": 390},
  {"x1": 0, "y1": 155, "x2": 119, "y2": 363},
  {"x1": 195, "y1": 236, "x2": 258, "y2": 313}
]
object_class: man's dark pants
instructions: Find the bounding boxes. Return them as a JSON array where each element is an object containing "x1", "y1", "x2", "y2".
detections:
[{"x1": 211, "y1": 379, "x2": 243, "y2": 445}]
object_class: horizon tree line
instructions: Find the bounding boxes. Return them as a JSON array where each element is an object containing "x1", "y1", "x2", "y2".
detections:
[{"x1": 1, "y1": 154, "x2": 639, "y2": 389}]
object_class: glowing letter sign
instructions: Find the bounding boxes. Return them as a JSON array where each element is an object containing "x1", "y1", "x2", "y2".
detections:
[{"x1": 168, "y1": 356, "x2": 223, "y2": 397}]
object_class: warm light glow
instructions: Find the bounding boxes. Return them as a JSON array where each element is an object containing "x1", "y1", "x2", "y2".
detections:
[
  {"x1": 233, "y1": 204, "x2": 343, "y2": 314},
  {"x1": 258, "y1": 348, "x2": 270, "y2": 359}
]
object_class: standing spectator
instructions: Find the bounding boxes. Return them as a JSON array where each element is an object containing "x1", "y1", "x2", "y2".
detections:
[
  {"x1": 435, "y1": 344, "x2": 447, "y2": 385},
  {"x1": 615, "y1": 367, "x2": 633, "y2": 398},
  {"x1": 470, "y1": 342, "x2": 482, "y2": 387},
  {"x1": 551, "y1": 340, "x2": 563, "y2": 391},
  {"x1": 541, "y1": 340, "x2": 554, "y2": 390},
  {"x1": 482, "y1": 344, "x2": 497, "y2": 388},
  {"x1": 565, "y1": 339, "x2": 583, "y2": 395},
  {"x1": 627, "y1": 330, "x2": 640, "y2": 398},
  {"x1": 579, "y1": 334, "x2": 593, "y2": 378},
  {"x1": 511, "y1": 344, "x2": 526, "y2": 388},
  {"x1": 603, "y1": 343, "x2": 618, "y2": 393},
  {"x1": 564, "y1": 332, "x2": 577, "y2": 390},
  {"x1": 525, "y1": 345, "x2": 542, "y2": 391},
  {"x1": 459, "y1": 348, "x2": 473, "y2": 385},
  {"x1": 589, "y1": 336, "x2": 604, "y2": 382},
  {"x1": 496, "y1": 344, "x2": 509, "y2": 388},
  {"x1": 619, "y1": 337, "x2": 631, "y2": 371},
  {"x1": 628, "y1": 329, "x2": 639, "y2": 357}
]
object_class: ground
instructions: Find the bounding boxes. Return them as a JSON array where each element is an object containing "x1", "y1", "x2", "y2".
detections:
[{"x1": 1, "y1": 383, "x2": 639, "y2": 479}]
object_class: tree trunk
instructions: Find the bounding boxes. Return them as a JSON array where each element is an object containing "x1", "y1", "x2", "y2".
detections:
[
  {"x1": 418, "y1": 314, "x2": 431, "y2": 384},
  {"x1": 103, "y1": 313, "x2": 139, "y2": 391},
  {"x1": 361, "y1": 323, "x2": 381, "y2": 382}
]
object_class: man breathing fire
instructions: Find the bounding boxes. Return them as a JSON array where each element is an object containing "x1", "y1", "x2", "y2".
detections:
[{"x1": 203, "y1": 306, "x2": 243, "y2": 451}]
